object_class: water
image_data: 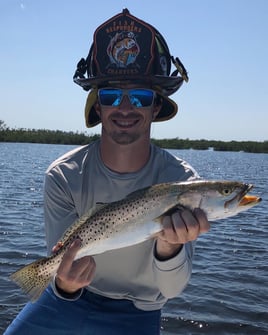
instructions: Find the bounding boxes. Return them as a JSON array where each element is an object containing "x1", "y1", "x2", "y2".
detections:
[{"x1": 0, "y1": 143, "x2": 267, "y2": 334}]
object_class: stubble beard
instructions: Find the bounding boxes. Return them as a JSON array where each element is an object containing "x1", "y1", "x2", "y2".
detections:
[{"x1": 109, "y1": 131, "x2": 140, "y2": 145}]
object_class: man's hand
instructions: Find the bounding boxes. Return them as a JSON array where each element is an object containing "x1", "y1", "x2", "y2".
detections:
[
  {"x1": 155, "y1": 208, "x2": 210, "y2": 260},
  {"x1": 54, "y1": 239, "x2": 96, "y2": 294}
]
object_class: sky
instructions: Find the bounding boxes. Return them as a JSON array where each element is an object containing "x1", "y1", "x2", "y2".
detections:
[{"x1": 0, "y1": 0, "x2": 267, "y2": 141}]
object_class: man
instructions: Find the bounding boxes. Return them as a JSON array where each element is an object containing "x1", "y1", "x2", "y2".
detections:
[{"x1": 5, "y1": 9, "x2": 210, "y2": 335}]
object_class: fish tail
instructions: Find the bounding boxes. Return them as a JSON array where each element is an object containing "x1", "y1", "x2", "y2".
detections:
[{"x1": 10, "y1": 255, "x2": 59, "y2": 302}]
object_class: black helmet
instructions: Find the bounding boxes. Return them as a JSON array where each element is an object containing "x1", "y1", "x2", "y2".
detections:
[{"x1": 73, "y1": 8, "x2": 188, "y2": 128}]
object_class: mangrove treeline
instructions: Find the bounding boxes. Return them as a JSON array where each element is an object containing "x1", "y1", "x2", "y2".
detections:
[{"x1": 0, "y1": 122, "x2": 267, "y2": 153}]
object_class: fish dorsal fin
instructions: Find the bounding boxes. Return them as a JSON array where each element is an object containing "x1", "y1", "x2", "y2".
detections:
[
  {"x1": 57, "y1": 203, "x2": 109, "y2": 246},
  {"x1": 125, "y1": 186, "x2": 151, "y2": 199},
  {"x1": 92, "y1": 202, "x2": 109, "y2": 213}
]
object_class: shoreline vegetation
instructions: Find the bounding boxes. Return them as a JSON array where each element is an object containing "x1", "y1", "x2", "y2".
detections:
[{"x1": 0, "y1": 121, "x2": 267, "y2": 153}]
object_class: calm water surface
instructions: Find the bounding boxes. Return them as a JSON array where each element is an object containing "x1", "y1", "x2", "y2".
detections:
[{"x1": 0, "y1": 143, "x2": 267, "y2": 334}]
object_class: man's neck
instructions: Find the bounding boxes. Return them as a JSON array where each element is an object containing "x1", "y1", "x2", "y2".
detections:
[{"x1": 99, "y1": 136, "x2": 151, "y2": 174}]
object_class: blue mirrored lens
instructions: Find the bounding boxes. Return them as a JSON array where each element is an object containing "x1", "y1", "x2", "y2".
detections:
[
  {"x1": 99, "y1": 89, "x2": 122, "y2": 106},
  {"x1": 129, "y1": 89, "x2": 154, "y2": 107},
  {"x1": 99, "y1": 89, "x2": 154, "y2": 107}
]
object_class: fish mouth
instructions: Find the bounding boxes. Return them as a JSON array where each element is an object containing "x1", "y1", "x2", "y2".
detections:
[
  {"x1": 239, "y1": 194, "x2": 262, "y2": 207},
  {"x1": 225, "y1": 183, "x2": 261, "y2": 209},
  {"x1": 238, "y1": 183, "x2": 262, "y2": 207}
]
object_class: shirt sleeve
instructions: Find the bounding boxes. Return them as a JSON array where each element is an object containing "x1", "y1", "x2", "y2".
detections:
[
  {"x1": 44, "y1": 167, "x2": 79, "y2": 254},
  {"x1": 153, "y1": 241, "x2": 195, "y2": 299}
]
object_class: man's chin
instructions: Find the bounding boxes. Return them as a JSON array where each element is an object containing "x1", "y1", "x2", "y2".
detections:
[{"x1": 111, "y1": 132, "x2": 140, "y2": 145}]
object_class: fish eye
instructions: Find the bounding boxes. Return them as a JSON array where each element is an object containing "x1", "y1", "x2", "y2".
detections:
[{"x1": 221, "y1": 188, "x2": 233, "y2": 196}]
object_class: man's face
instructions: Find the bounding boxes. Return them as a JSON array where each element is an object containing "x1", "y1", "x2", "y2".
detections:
[{"x1": 95, "y1": 86, "x2": 161, "y2": 145}]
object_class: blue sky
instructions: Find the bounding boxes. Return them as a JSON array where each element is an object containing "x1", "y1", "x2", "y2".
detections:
[{"x1": 1, "y1": 0, "x2": 267, "y2": 141}]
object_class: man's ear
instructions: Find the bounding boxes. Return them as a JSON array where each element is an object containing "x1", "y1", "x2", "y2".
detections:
[
  {"x1": 152, "y1": 101, "x2": 162, "y2": 120},
  {"x1": 94, "y1": 102, "x2": 101, "y2": 117}
]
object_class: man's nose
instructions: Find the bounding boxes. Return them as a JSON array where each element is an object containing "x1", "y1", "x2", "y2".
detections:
[{"x1": 118, "y1": 94, "x2": 133, "y2": 109}]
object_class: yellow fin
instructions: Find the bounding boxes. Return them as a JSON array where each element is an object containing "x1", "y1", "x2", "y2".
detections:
[{"x1": 10, "y1": 255, "x2": 58, "y2": 302}]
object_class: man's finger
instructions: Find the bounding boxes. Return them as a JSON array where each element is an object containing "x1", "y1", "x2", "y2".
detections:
[
  {"x1": 193, "y1": 208, "x2": 210, "y2": 233},
  {"x1": 58, "y1": 239, "x2": 82, "y2": 273}
]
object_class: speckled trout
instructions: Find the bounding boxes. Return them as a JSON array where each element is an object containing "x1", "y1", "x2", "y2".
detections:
[{"x1": 11, "y1": 180, "x2": 261, "y2": 301}]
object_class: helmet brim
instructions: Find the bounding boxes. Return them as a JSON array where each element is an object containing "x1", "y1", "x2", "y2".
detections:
[{"x1": 74, "y1": 74, "x2": 184, "y2": 97}]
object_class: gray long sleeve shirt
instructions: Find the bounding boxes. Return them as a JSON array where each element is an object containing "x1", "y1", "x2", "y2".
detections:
[{"x1": 44, "y1": 141, "x2": 199, "y2": 311}]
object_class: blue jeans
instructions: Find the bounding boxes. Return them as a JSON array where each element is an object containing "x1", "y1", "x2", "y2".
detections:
[{"x1": 4, "y1": 286, "x2": 161, "y2": 334}]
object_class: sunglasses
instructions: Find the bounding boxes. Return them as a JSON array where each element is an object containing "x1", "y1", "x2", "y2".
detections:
[{"x1": 98, "y1": 88, "x2": 155, "y2": 108}]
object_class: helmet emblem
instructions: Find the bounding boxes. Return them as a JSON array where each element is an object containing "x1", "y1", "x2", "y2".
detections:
[{"x1": 107, "y1": 32, "x2": 140, "y2": 68}]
